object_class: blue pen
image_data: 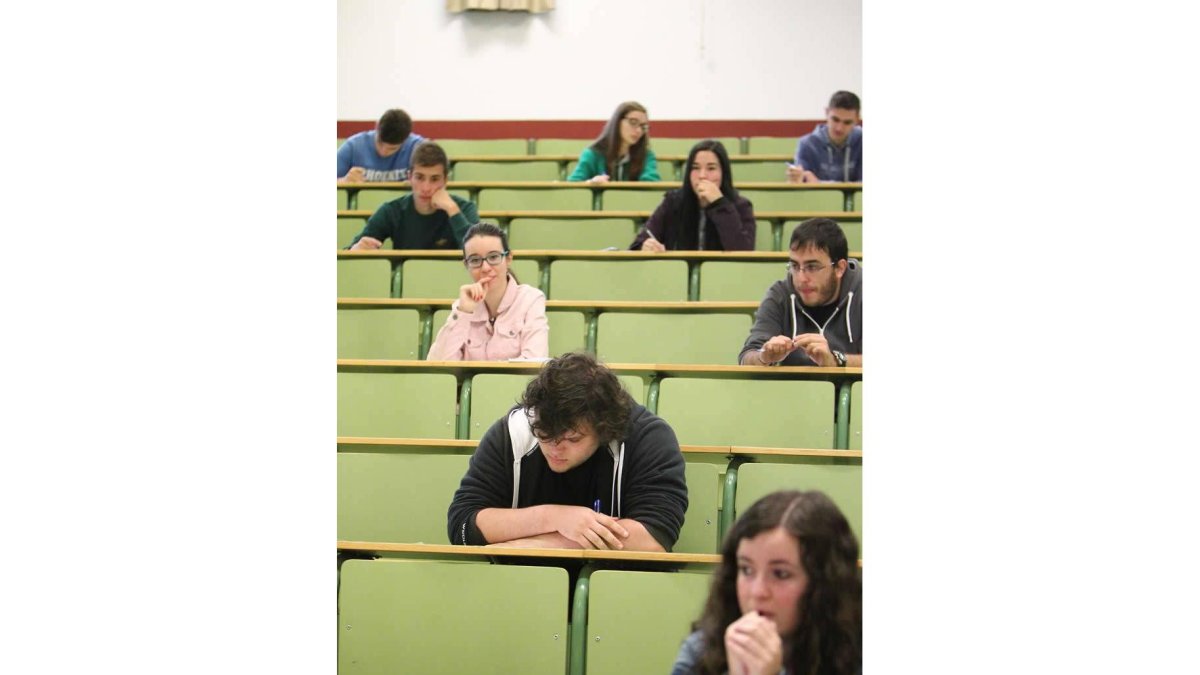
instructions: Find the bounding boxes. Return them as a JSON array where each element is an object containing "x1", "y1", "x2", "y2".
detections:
[{"x1": 593, "y1": 499, "x2": 601, "y2": 513}]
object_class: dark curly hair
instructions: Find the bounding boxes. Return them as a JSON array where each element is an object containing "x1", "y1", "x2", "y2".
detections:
[
  {"x1": 694, "y1": 490, "x2": 861, "y2": 675},
  {"x1": 517, "y1": 352, "x2": 632, "y2": 445}
]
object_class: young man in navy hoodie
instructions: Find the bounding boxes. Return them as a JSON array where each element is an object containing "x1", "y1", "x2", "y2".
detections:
[{"x1": 787, "y1": 91, "x2": 863, "y2": 183}]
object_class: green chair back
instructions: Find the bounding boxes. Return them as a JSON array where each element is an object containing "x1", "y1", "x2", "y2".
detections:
[
  {"x1": 853, "y1": 190, "x2": 862, "y2": 211},
  {"x1": 657, "y1": 378, "x2": 835, "y2": 447},
  {"x1": 595, "y1": 313, "x2": 750, "y2": 365},
  {"x1": 467, "y1": 373, "x2": 644, "y2": 440},
  {"x1": 548, "y1": 260, "x2": 688, "y2": 301},
  {"x1": 755, "y1": 219, "x2": 776, "y2": 251},
  {"x1": 337, "y1": 309, "x2": 421, "y2": 359},
  {"x1": 657, "y1": 158, "x2": 679, "y2": 181},
  {"x1": 652, "y1": 137, "x2": 741, "y2": 155},
  {"x1": 698, "y1": 261, "x2": 787, "y2": 301},
  {"x1": 437, "y1": 138, "x2": 529, "y2": 156},
  {"x1": 585, "y1": 570, "x2": 711, "y2": 675},
  {"x1": 453, "y1": 160, "x2": 560, "y2": 181},
  {"x1": 355, "y1": 189, "x2": 409, "y2": 213},
  {"x1": 849, "y1": 381, "x2": 862, "y2": 450},
  {"x1": 534, "y1": 138, "x2": 590, "y2": 155},
  {"x1": 337, "y1": 372, "x2": 457, "y2": 438},
  {"x1": 741, "y1": 189, "x2": 845, "y2": 212},
  {"x1": 337, "y1": 188, "x2": 347, "y2": 210},
  {"x1": 338, "y1": 259, "x2": 394, "y2": 298},
  {"x1": 600, "y1": 189, "x2": 669, "y2": 211},
  {"x1": 508, "y1": 218, "x2": 636, "y2": 250},
  {"x1": 732, "y1": 161, "x2": 790, "y2": 183},
  {"x1": 478, "y1": 188, "x2": 592, "y2": 211},
  {"x1": 337, "y1": 453, "x2": 470, "y2": 543},
  {"x1": 401, "y1": 259, "x2": 539, "y2": 298},
  {"x1": 339, "y1": 559, "x2": 567, "y2": 675},
  {"x1": 337, "y1": 138, "x2": 345, "y2": 148},
  {"x1": 675, "y1": 462, "x2": 721, "y2": 554},
  {"x1": 338, "y1": 216, "x2": 368, "y2": 249},
  {"x1": 548, "y1": 310, "x2": 587, "y2": 356},
  {"x1": 746, "y1": 136, "x2": 798, "y2": 154},
  {"x1": 733, "y1": 462, "x2": 863, "y2": 551}
]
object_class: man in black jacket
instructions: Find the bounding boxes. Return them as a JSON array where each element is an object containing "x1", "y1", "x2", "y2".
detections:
[
  {"x1": 447, "y1": 353, "x2": 688, "y2": 552},
  {"x1": 739, "y1": 218, "x2": 863, "y2": 368}
]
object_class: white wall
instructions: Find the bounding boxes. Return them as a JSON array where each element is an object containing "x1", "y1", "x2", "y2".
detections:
[{"x1": 338, "y1": 0, "x2": 861, "y2": 120}]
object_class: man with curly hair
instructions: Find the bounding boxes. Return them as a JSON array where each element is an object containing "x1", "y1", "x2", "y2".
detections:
[{"x1": 447, "y1": 352, "x2": 689, "y2": 552}]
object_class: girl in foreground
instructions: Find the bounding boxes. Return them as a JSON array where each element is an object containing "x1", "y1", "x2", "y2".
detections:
[{"x1": 671, "y1": 490, "x2": 861, "y2": 675}]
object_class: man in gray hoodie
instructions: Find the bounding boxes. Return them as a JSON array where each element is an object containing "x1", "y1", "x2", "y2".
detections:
[{"x1": 739, "y1": 218, "x2": 863, "y2": 367}]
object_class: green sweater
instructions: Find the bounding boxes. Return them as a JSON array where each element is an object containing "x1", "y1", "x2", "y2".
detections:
[
  {"x1": 346, "y1": 194, "x2": 477, "y2": 250},
  {"x1": 567, "y1": 146, "x2": 661, "y2": 182}
]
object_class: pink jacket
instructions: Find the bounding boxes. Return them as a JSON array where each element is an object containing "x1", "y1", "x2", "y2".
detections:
[{"x1": 426, "y1": 279, "x2": 549, "y2": 361}]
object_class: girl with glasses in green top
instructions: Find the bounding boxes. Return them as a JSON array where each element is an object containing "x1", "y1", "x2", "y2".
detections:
[{"x1": 567, "y1": 101, "x2": 661, "y2": 183}]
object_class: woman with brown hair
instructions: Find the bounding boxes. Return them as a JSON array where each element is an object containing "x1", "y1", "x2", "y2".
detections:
[
  {"x1": 567, "y1": 101, "x2": 661, "y2": 182},
  {"x1": 671, "y1": 490, "x2": 862, "y2": 675}
]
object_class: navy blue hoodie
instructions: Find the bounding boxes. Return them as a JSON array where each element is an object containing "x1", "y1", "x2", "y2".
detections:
[{"x1": 794, "y1": 124, "x2": 863, "y2": 182}]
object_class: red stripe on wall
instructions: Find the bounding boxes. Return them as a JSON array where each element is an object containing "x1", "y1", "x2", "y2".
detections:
[{"x1": 336, "y1": 119, "x2": 829, "y2": 140}]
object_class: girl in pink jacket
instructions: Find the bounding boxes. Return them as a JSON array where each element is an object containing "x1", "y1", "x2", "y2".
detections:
[{"x1": 426, "y1": 223, "x2": 549, "y2": 361}]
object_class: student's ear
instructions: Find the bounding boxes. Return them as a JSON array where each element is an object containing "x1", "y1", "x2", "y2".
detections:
[{"x1": 834, "y1": 259, "x2": 848, "y2": 279}]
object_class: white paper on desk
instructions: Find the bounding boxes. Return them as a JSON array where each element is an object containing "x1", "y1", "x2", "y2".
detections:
[{"x1": 508, "y1": 357, "x2": 553, "y2": 363}]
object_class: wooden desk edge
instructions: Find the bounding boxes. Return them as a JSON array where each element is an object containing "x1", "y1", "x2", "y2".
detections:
[{"x1": 336, "y1": 541, "x2": 720, "y2": 563}]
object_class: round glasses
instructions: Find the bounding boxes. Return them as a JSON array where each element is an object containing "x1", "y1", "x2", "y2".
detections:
[
  {"x1": 786, "y1": 261, "x2": 828, "y2": 276},
  {"x1": 464, "y1": 251, "x2": 509, "y2": 268},
  {"x1": 623, "y1": 117, "x2": 650, "y2": 132}
]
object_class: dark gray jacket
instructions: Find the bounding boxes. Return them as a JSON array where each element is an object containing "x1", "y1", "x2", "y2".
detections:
[{"x1": 739, "y1": 260, "x2": 862, "y2": 366}]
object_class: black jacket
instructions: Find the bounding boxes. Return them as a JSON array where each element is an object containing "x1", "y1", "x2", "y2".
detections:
[
  {"x1": 447, "y1": 403, "x2": 689, "y2": 550},
  {"x1": 629, "y1": 189, "x2": 756, "y2": 251}
]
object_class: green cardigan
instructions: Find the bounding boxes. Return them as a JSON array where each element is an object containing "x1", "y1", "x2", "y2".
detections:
[{"x1": 567, "y1": 146, "x2": 661, "y2": 181}]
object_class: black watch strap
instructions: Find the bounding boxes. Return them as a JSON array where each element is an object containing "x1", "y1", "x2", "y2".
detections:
[{"x1": 832, "y1": 350, "x2": 847, "y2": 367}]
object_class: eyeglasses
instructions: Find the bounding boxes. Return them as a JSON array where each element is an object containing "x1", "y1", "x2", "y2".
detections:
[
  {"x1": 786, "y1": 261, "x2": 829, "y2": 276},
  {"x1": 623, "y1": 117, "x2": 650, "y2": 132},
  {"x1": 464, "y1": 251, "x2": 509, "y2": 268}
]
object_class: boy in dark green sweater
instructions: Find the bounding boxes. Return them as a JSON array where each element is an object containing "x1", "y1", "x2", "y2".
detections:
[{"x1": 346, "y1": 141, "x2": 478, "y2": 250}]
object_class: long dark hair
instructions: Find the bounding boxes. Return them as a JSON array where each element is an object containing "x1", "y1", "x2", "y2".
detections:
[
  {"x1": 694, "y1": 490, "x2": 861, "y2": 675},
  {"x1": 589, "y1": 101, "x2": 650, "y2": 181},
  {"x1": 462, "y1": 222, "x2": 518, "y2": 284},
  {"x1": 675, "y1": 139, "x2": 738, "y2": 249}
]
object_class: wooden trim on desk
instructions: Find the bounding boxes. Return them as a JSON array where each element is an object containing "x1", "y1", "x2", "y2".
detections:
[
  {"x1": 449, "y1": 154, "x2": 794, "y2": 163},
  {"x1": 335, "y1": 359, "x2": 861, "y2": 379},
  {"x1": 336, "y1": 209, "x2": 861, "y2": 221},
  {"x1": 337, "y1": 181, "x2": 862, "y2": 191},
  {"x1": 338, "y1": 119, "x2": 829, "y2": 140},
  {"x1": 729, "y1": 447, "x2": 864, "y2": 458},
  {"x1": 338, "y1": 249, "x2": 791, "y2": 261},
  {"x1": 337, "y1": 298, "x2": 760, "y2": 312},
  {"x1": 336, "y1": 438, "x2": 854, "y2": 460},
  {"x1": 337, "y1": 437, "x2": 475, "y2": 448},
  {"x1": 336, "y1": 540, "x2": 721, "y2": 563}
]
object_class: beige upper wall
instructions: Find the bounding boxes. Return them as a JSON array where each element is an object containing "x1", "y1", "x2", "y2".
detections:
[{"x1": 337, "y1": 0, "x2": 862, "y2": 120}]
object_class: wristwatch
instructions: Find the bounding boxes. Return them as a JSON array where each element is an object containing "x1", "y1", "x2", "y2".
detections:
[{"x1": 832, "y1": 350, "x2": 847, "y2": 367}]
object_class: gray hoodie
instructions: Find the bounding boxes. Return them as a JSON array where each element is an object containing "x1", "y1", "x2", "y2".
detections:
[{"x1": 738, "y1": 260, "x2": 863, "y2": 366}]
